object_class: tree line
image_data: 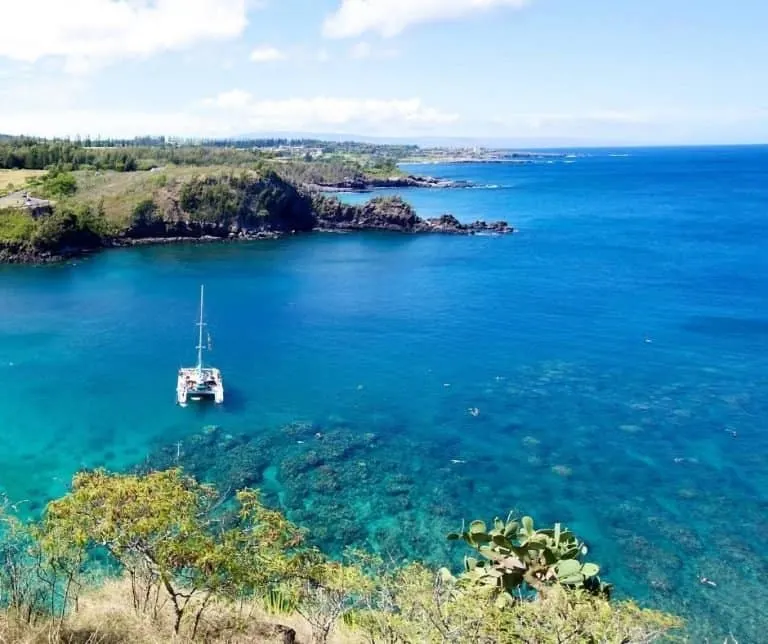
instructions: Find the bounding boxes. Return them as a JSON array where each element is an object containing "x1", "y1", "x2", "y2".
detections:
[{"x1": 0, "y1": 136, "x2": 416, "y2": 173}]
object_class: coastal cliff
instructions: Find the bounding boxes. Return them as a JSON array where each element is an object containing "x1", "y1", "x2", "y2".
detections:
[{"x1": 0, "y1": 170, "x2": 512, "y2": 263}]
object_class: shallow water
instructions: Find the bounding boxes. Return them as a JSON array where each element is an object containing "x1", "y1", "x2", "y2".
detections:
[{"x1": 1, "y1": 147, "x2": 767, "y2": 641}]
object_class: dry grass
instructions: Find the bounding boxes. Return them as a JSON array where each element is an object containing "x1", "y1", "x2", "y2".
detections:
[
  {"x1": 0, "y1": 169, "x2": 46, "y2": 198},
  {"x1": 70, "y1": 167, "x2": 252, "y2": 225},
  {"x1": 0, "y1": 169, "x2": 46, "y2": 188},
  {"x1": 0, "y1": 578, "x2": 360, "y2": 644}
]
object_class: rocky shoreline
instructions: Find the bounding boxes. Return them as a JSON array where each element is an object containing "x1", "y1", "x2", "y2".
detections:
[
  {"x1": 306, "y1": 174, "x2": 472, "y2": 193},
  {"x1": 0, "y1": 177, "x2": 513, "y2": 265},
  {"x1": 1, "y1": 218, "x2": 513, "y2": 266}
]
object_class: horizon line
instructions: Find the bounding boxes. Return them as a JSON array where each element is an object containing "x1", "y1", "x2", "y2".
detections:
[{"x1": 2, "y1": 132, "x2": 768, "y2": 151}]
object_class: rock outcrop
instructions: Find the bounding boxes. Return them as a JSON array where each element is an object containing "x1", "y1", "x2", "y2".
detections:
[
  {"x1": 421, "y1": 213, "x2": 514, "y2": 235},
  {"x1": 313, "y1": 196, "x2": 512, "y2": 235},
  {"x1": 306, "y1": 174, "x2": 472, "y2": 192}
]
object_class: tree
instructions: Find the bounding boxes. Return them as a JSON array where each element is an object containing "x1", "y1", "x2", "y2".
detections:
[
  {"x1": 130, "y1": 198, "x2": 158, "y2": 229},
  {"x1": 0, "y1": 496, "x2": 88, "y2": 633},
  {"x1": 293, "y1": 553, "x2": 372, "y2": 644},
  {"x1": 40, "y1": 469, "x2": 305, "y2": 637},
  {"x1": 40, "y1": 169, "x2": 77, "y2": 198}
]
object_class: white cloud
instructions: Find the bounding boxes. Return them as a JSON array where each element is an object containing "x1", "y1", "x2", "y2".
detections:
[
  {"x1": 0, "y1": 0, "x2": 250, "y2": 72},
  {"x1": 0, "y1": 92, "x2": 459, "y2": 138},
  {"x1": 324, "y1": 0, "x2": 528, "y2": 38},
  {"x1": 200, "y1": 92, "x2": 459, "y2": 132},
  {"x1": 3, "y1": 102, "x2": 768, "y2": 143},
  {"x1": 250, "y1": 45, "x2": 286, "y2": 63}
]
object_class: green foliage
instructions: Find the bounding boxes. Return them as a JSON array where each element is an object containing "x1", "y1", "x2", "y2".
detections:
[
  {"x1": 0, "y1": 136, "x2": 417, "y2": 180},
  {"x1": 0, "y1": 208, "x2": 36, "y2": 242},
  {"x1": 180, "y1": 175, "x2": 246, "y2": 222},
  {"x1": 365, "y1": 155, "x2": 401, "y2": 177},
  {"x1": 0, "y1": 138, "x2": 151, "y2": 172},
  {"x1": 0, "y1": 498, "x2": 49, "y2": 623},
  {"x1": 176, "y1": 172, "x2": 315, "y2": 231},
  {"x1": 293, "y1": 553, "x2": 373, "y2": 643},
  {"x1": 40, "y1": 469, "x2": 305, "y2": 636},
  {"x1": 347, "y1": 563, "x2": 681, "y2": 644},
  {"x1": 150, "y1": 172, "x2": 168, "y2": 188},
  {"x1": 39, "y1": 169, "x2": 77, "y2": 198},
  {"x1": 31, "y1": 204, "x2": 105, "y2": 251},
  {"x1": 130, "y1": 198, "x2": 159, "y2": 228},
  {"x1": 448, "y1": 513, "x2": 612, "y2": 597},
  {"x1": 274, "y1": 159, "x2": 367, "y2": 186},
  {"x1": 1, "y1": 471, "x2": 682, "y2": 643},
  {"x1": 0, "y1": 495, "x2": 90, "y2": 628},
  {"x1": 263, "y1": 588, "x2": 296, "y2": 615}
]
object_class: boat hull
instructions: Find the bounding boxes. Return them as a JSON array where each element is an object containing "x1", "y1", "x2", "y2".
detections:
[{"x1": 177, "y1": 367, "x2": 224, "y2": 406}]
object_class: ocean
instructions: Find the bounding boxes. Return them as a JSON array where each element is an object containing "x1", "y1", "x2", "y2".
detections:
[{"x1": 1, "y1": 146, "x2": 767, "y2": 641}]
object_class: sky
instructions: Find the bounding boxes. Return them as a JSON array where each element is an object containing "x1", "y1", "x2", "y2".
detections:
[{"x1": 0, "y1": 0, "x2": 767, "y2": 145}]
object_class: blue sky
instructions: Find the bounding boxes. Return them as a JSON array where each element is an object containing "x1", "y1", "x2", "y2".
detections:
[{"x1": 0, "y1": 0, "x2": 766, "y2": 145}]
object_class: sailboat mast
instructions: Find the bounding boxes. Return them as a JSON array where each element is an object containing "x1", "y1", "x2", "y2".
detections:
[{"x1": 196, "y1": 285, "x2": 205, "y2": 371}]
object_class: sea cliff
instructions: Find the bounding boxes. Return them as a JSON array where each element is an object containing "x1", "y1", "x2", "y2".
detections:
[{"x1": 0, "y1": 170, "x2": 512, "y2": 264}]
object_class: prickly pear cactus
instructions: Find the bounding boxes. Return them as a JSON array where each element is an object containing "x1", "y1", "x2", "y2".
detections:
[{"x1": 447, "y1": 511, "x2": 611, "y2": 598}]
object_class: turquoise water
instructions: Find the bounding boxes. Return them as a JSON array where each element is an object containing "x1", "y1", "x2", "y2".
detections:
[{"x1": 1, "y1": 147, "x2": 768, "y2": 641}]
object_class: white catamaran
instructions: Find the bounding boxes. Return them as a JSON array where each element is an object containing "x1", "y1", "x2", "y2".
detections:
[{"x1": 176, "y1": 285, "x2": 224, "y2": 406}]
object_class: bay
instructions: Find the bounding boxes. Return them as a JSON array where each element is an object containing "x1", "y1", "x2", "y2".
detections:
[{"x1": 1, "y1": 146, "x2": 767, "y2": 640}]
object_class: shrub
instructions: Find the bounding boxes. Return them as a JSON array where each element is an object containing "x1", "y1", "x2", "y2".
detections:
[
  {"x1": 0, "y1": 208, "x2": 36, "y2": 242},
  {"x1": 41, "y1": 469, "x2": 305, "y2": 636},
  {"x1": 347, "y1": 563, "x2": 682, "y2": 644},
  {"x1": 31, "y1": 204, "x2": 105, "y2": 251},
  {"x1": 130, "y1": 198, "x2": 158, "y2": 228},
  {"x1": 39, "y1": 169, "x2": 77, "y2": 198}
]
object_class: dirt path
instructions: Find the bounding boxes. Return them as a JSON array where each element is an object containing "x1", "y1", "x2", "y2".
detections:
[{"x1": 0, "y1": 190, "x2": 51, "y2": 210}]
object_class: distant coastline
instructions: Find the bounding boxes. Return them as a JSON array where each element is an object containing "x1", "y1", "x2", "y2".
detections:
[
  {"x1": 401, "y1": 150, "x2": 568, "y2": 165},
  {"x1": 404, "y1": 157, "x2": 558, "y2": 165},
  {"x1": 305, "y1": 174, "x2": 473, "y2": 192}
]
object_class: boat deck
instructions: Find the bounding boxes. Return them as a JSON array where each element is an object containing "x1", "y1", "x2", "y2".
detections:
[{"x1": 177, "y1": 367, "x2": 224, "y2": 406}]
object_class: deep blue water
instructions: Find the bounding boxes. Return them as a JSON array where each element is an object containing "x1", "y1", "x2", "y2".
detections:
[{"x1": 1, "y1": 147, "x2": 768, "y2": 641}]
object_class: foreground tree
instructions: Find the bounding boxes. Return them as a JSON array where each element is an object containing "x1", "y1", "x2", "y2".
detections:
[{"x1": 40, "y1": 468, "x2": 304, "y2": 636}]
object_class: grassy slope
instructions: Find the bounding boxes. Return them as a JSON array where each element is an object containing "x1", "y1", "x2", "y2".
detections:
[
  {"x1": 0, "y1": 575, "x2": 680, "y2": 644},
  {"x1": 0, "y1": 160, "x2": 414, "y2": 253},
  {"x1": 27, "y1": 154, "x2": 402, "y2": 225},
  {"x1": 0, "y1": 578, "x2": 355, "y2": 644},
  {"x1": 69, "y1": 166, "x2": 242, "y2": 226},
  {"x1": 0, "y1": 169, "x2": 46, "y2": 197}
]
